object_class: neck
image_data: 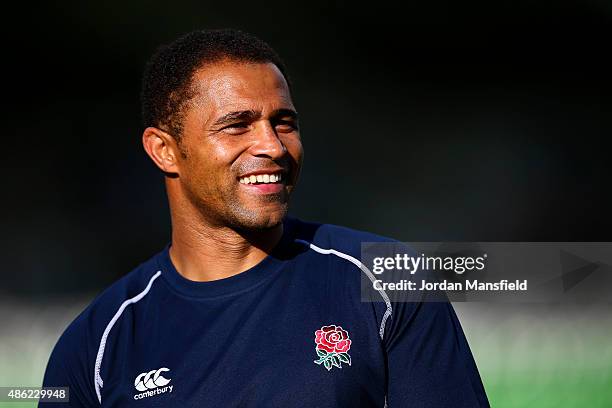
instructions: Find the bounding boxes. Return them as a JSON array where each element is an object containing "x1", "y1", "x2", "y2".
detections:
[{"x1": 168, "y1": 205, "x2": 284, "y2": 283}]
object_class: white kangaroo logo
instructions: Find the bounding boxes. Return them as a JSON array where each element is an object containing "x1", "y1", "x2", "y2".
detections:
[{"x1": 134, "y1": 368, "x2": 171, "y2": 392}]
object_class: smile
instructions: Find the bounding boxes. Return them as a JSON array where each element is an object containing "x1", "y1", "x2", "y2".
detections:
[{"x1": 238, "y1": 173, "x2": 283, "y2": 185}]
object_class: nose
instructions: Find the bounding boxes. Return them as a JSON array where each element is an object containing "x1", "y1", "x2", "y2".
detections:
[{"x1": 249, "y1": 121, "x2": 287, "y2": 159}]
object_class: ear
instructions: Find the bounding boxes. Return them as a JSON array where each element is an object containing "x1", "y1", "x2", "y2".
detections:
[{"x1": 142, "y1": 127, "x2": 182, "y2": 174}]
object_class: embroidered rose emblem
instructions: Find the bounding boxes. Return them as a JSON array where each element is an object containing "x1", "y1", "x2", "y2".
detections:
[{"x1": 314, "y1": 325, "x2": 352, "y2": 371}]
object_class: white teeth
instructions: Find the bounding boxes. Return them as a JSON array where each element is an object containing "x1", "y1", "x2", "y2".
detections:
[{"x1": 239, "y1": 173, "x2": 283, "y2": 185}]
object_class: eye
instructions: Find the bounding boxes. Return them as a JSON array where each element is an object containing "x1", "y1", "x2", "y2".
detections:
[
  {"x1": 222, "y1": 122, "x2": 250, "y2": 134},
  {"x1": 274, "y1": 119, "x2": 299, "y2": 133},
  {"x1": 226, "y1": 122, "x2": 249, "y2": 129}
]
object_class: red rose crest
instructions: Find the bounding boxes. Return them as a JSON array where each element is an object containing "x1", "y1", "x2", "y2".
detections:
[{"x1": 314, "y1": 325, "x2": 352, "y2": 371}]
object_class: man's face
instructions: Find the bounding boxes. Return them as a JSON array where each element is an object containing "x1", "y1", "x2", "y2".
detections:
[{"x1": 175, "y1": 61, "x2": 303, "y2": 230}]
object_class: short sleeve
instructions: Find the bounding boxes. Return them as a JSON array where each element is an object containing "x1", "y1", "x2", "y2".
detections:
[
  {"x1": 383, "y1": 300, "x2": 490, "y2": 407},
  {"x1": 40, "y1": 319, "x2": 98, "y2": 407}
]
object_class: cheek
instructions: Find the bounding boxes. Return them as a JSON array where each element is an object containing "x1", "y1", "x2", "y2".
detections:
[
  {"x1": 211, "y1": 140, "x2": 244, "y2": 163},
  {"x1": 182, "y1": 147, "x2": 228, "y2": 189},
  {"x1": 283, "y1": 136, "x2": 304, "y2": 166},
  {"x1": 189, "y1": 142, "x2": 237, "y2": 173}
]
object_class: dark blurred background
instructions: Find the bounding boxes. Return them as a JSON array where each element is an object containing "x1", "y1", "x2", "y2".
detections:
[{"x1": 2, "y1": 0, "x2": 611, "y2": 296}]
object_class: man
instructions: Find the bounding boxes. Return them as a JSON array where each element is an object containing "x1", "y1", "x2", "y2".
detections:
[{"x1": 41, "y1": 29, "x2": 489, "y2": 407}]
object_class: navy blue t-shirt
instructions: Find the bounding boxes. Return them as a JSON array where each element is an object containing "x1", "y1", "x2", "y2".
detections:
[{"x1": 41, "y1": 217, "x2": 489, "y2": 407}]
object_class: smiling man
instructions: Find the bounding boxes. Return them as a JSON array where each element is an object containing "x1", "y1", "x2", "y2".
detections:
[{"x1": 41, "y1": 29, "x2": 489, "y2": 407}]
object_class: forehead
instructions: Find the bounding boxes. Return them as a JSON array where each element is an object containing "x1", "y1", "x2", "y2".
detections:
[{"x1": 189, "y1": 61, "x2": 294, "y2": 116}]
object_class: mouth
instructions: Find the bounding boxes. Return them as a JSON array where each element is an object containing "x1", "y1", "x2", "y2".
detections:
[{"x1": 237, "y1": 171, "x2": 285, "y2": 194}]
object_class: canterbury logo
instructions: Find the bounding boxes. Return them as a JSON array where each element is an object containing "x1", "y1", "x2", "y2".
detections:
[{"x1": 134, "y1": 368, "x2": 171, "y2": 391}]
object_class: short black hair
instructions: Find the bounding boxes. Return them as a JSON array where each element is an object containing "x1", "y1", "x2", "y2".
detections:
[{"x1": 141, "y1": 29, "x2": 290, "y2": 141}]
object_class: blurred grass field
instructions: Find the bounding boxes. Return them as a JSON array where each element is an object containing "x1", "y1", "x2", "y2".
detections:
[
  {"x1": 1, "y1": 299, "x2": 611, "y2": 407},
  {"x1": 457, "y1": 303, "x2": 612, "y2": 407}
]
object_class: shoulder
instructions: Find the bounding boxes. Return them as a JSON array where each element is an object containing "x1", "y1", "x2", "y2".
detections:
[
  {"x1": 71, "y1": 249, "x2": 164, "y2": 336},
  {"x1": 287, "y1": 218, "x2": 397, "y2": 338},
  {"x1": 289, "y1": 217, "x2": 396, "y2": 259},
  {"x1": 288, "y1": 217, "x2": 396, "y2": 302},
  {"x1": 42, "y1": 248, "x2": 166, "y2": 403}
]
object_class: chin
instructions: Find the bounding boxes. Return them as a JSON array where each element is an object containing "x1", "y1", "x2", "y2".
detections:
[{"x1": 229, "y1": 206, "x2": 287, "y2": 231}]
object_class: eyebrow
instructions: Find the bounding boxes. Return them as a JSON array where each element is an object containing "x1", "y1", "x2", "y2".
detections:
[
  {"x1": 212, "y1": 110, "x2": 260, "y2": 127},
  {"x1": 211, "y1": 108, "x2": 299, "y2": 127},
  {"x1": 271, "y1": 108, "x2": 299, "y2": 121}
]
